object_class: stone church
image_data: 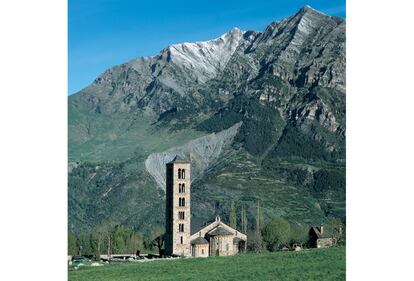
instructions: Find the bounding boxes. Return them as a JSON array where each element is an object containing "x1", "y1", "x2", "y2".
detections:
[{"x1": 164, "y1": 156, "x2": 247, "y2": 257}]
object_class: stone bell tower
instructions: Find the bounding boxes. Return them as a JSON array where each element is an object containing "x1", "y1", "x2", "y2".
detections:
[{"x1": 165, "y1": 156, "x2": 191, "y2": 256}]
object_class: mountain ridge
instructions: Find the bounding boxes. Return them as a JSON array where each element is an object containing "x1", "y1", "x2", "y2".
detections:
[{"x1": 69, "y1": 6, "x2": 346, "y2": 235}]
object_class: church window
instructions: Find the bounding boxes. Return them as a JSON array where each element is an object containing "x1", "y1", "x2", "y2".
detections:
[
  {"x1": 182, "y1": 169, "x2": 185, "y2": 179},
  {"x1": 179, "y1": 211, "x2": 185, "y2": 220},
  {"x1": 181, "y1": 184, "x2": 185, "y2": 193},
  {"x1": 179, "y1": 197, "x2": 185, "y2": 207},
  {"x1": 179, "y1": 223, "x2": 184, "y2": 232},
  {"x1": 178, "y1": 169, "x2": 182, "y2": 179},
  {"x1": 201, "y1": 249, "x2": 204, "y2": 254},
  {"x1": 180, "y1": 236, "x2": 183, "y2": 244}
]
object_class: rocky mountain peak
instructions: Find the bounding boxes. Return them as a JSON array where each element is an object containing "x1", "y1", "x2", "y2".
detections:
[
  {"x1": 298, "y1": 5, "x2": 327, "y2": 16},
  {"x1": 162, "y1": 27, "x2": 244, "y2": 83},
  {"x1": 72, "y1": 6, "x2": 344, "y2": 114}
]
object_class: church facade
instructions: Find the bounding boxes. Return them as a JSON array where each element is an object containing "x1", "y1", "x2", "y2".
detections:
[{"x1": 165, "y1": 156, "x2": 247, "y2": 258}]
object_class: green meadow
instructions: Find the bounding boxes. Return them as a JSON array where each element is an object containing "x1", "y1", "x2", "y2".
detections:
[{"x1": 68, "y1": 247, "x2": 345, "y2": 281}]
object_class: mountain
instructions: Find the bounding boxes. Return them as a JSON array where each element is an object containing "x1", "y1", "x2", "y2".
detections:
[{"x1": 68, "y1": 6, "x2": 346, "y2": 235}]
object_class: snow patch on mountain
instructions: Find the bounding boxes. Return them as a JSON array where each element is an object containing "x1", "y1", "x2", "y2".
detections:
[{"x1": 165, "y1": 28, "x2": 244, "y2": 83}]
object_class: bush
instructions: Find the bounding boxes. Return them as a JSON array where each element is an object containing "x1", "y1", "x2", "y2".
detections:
[
  {"x1": 261, "y1": 218, "x2": 291, "y2": 251},
  {"x1": 247, "y1": 230, "x2": 265, "y2": 253},
  {"x1": 288, "y1": 224, "x2": 309, "y2": 247}
]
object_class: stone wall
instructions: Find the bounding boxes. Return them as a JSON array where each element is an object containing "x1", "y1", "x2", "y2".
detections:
[
  {"x1": 192, "y1": 244, "x2": 209, "y2": 257},
  {"x1": 317, "y1": 238, "x2": 334, "y2": 248},
  {"x1": 209, "y1": 235, "x2": 234, "y2": 256}
]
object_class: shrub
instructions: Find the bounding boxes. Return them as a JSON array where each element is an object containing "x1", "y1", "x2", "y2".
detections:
[
  {"x1": 261, "y1": 218, "x2": 291, "y2": 251},
  {"x1": 247, "y1": 230, "x2": 265, "y2": 253}
]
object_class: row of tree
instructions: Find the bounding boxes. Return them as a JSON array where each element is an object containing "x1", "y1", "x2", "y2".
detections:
[
  {"x1": 68, "y1": 225, "x2": 165, "y2": 259},
  {"x1": 228, "y1": 200, "x2": 345, "y2": 252},
  {"x1": 69, "y1": 200, "x2": 345, "y2": 258}
]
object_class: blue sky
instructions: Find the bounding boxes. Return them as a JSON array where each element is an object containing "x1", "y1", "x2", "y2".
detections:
[{"x1": 68, "y1": 0, "x2": 346, "y2": 95}]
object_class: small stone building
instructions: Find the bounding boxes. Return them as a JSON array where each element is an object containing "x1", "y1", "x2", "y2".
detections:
[
  {"x1": 190, "y1": 236, "x2": 209, "y2": 257},
  {"x1": 309, "y1": 224, "x2": 340, "y2": 248}
]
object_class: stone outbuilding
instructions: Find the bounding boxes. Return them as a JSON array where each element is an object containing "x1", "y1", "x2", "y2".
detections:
[
  {"x1": 309, "y1": 224, "x2": 341, "y2": 248},
  {"x1": 190, "y1": 236, "x2": 209, "y2": 257}
]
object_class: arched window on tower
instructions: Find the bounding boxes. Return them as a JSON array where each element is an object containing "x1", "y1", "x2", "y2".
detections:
[
  {"x1": 181, "y1": 184, "x2": 185, "y2": 193},
  {"x1": 178, "y1": 184, "x2": 182, "y2": 193},
  {"x1": 179, "y1": 197, "x2": 185, "y2": 207},
  {"x1": 178, "y1": 169, "x2": 182, "y2": 179},
  {"x1": 182, "y1": 169, "x2": 185, "y2": 179}
]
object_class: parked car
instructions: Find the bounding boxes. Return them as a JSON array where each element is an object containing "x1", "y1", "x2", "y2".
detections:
[{"x1": 72, "y1": 255, "x2": 96, "y2": 262}]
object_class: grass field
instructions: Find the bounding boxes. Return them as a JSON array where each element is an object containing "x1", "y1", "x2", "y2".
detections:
[{"x1": 68, "y1": 247, "x2": 345, "y2": 281}]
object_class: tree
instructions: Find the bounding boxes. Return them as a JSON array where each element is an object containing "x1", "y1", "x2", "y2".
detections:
[
  {"x1": 95, "y1": 224, "x2": 114, "y2": 260},
  {"x1": 112, "y1": 225, "x2": 130, "y2": 254},
  {"x1": 77, "y1": 234, "x2": 93, "y2": 255},
  {"x1": 148, "y1": 226, "x2": 165, "y2": 256},
  {"x1": 324, "y1": 218, "x2": 345, "y2": 246},
  {"x1": 241, "y1": 205, "x2": 248, "y2": 234},
  {"x1": 262, "y1": 218, "x2": 291, "y2": 251},
  {"x1": 91, "y1": 224, "x2": 110, "y2": 260},
  {"x1": 288, "y1": 223, "x2": 309, "y2": 248},
  {"x1": 255, "y1": 200, "x2": 264, "y2": 234},
  {"x1": 247, "y1": 229, "x2": 264, "y2": 253},
  {"x1": 337, "y1": 223, "x2": 346, "y2": 246},
  {"x1": 68, "y1": 231, "x2": 78, "y2": 256},
  {"x1": 229, "y1": 201, "x2": 237, "y2": 229},
  {"x1": 127, "y1": 231, "x2": 144, "y2": 255}
]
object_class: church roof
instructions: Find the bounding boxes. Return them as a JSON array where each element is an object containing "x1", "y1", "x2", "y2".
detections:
[
  {"x1": 208, "y1": 226, "x2": 233, "y2": 236},
  {"x1": 167, "y1": 155, "x2": 189, "y2": 164},
  {"x1": 191, "y1": 237, "x2": 209, "y2": 245}
]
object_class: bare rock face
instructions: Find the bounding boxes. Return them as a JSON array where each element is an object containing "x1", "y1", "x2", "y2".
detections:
[
  {"x1": 164, "y1": 27, "x2": 244, "y2": 83},
  {"x1": 145, "y1": 122, "x2": 242, "y2": 190},
  {"x1": 297, "y1": 100, "x2": 339, "y2": 133},
  {"x1": 248, "y1": 6, "x2": 345, "y2": 93}
]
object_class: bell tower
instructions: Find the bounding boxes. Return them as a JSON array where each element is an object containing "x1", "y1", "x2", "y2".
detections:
[{"x1": 165, "y1": 156, "x2": 191, "y2": 256}]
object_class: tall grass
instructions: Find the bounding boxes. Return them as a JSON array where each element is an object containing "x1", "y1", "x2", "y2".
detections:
[{"x1": 69, "y1": 247, "x2": 345, "y2": 281}]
